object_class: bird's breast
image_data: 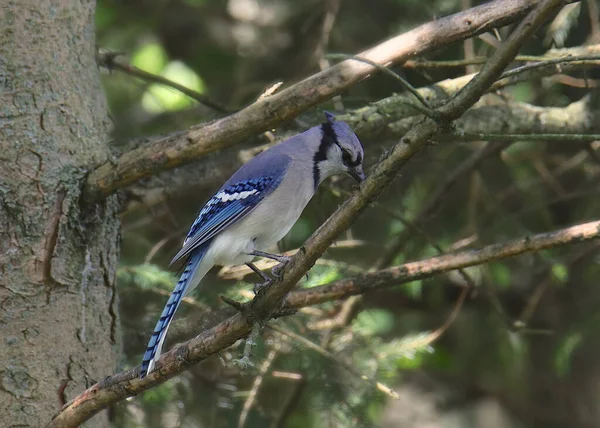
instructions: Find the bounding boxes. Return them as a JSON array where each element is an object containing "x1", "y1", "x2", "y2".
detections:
[{"x1": 208, "y1": 170, "x2": 314, "y2": 267}]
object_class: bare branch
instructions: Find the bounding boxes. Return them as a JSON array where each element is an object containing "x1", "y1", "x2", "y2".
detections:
[
  {"x1": 286, "y1": 220, "x2": 600, "y2": 308},
  {"x1": 120, "y1": 45, "x2": 600, "y2": 215},
  {"x1": 84, "y1": 0, "x2": 542, "y2": 201},
  {"x1": 437, "y1": 0, "x2": 564, "y2": 120},
  {"x1": 125, "y1": 93, "x2": 599, "y2": 216}
]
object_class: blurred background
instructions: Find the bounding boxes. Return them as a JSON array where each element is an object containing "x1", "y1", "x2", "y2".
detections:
[{"x1": 97, "y1": 0, "x2": 600, "y2": 426}]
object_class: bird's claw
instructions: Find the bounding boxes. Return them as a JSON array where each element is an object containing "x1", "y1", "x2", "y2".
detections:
[
  {"x1": 271, "y1": 256, "x2": 292, "y2": 279},
  {"x1": 253, "y1": 278, "x2": 273, "y2": 295}
]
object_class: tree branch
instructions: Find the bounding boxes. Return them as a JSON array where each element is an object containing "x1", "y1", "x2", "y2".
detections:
[
  {"x1": 285, "y1": 220, "x2": 600, "y2": 308},
  {"x1": 133, "y1": 220, "x2": 600, "y2": 361},
  {"x1": 84, "y1": 0, "x2": 543, "y2": 201},
  {"x1": 125, "y1": 92, "x2": 598, "y2": 215},
  {"x1": 48, "y1": 0, "x2": 564, "y2": 426},
  {"x1": 120, "y1": 45, "x2": 600, "y2": 214}
]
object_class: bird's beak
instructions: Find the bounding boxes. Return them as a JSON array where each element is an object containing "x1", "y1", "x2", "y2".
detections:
[{"x1": 348, "y1": 166, "x2": 366, "y2": 183}]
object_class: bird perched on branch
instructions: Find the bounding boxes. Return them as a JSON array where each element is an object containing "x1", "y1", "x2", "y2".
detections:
[{"x1": 140, "y1": 111, "x2": 366, "y2": 378}]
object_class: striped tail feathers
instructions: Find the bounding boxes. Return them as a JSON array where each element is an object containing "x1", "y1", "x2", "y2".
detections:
[{"x1": 140, "y1": 251, "x2": 208, "y2": 378}]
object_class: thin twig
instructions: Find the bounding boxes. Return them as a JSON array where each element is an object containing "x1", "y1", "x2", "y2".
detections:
[
  {"x1": 404, "y1": 54, "x2": 557, "y2": 68},
  {"x1": 402, "y1": 53, "x2": 600, "y2": 75},
  {"x1": 270, "y1": 374, "x2": 306, "y2": 428},
  {"x1": 325, "y1": 53, "x2": 436, "y2": 117},
  {"x1": 449, "y1": 133, "x2": 600, "y2": 142},
  {"x1": 307, "y1": 295, "x2": 363, "y2": 331},
  {"x1": 516, "y1": 243, "x2": 600, "y2": 329},
  {"x1": 438, "y1": 0, "x2": 564, "y2": 121},
  {"x1": 97, "y1": 52, "x2": 230, "y2": 113},
  {"x1": 315, "y1": 0, "x2": 344, "y2": 111},
  {"x1": 491, "y1": 54, "x2": 600, "y2": 90},
  {"x1": 389, "y1": 282, "x2": 471, "y2": 355}
]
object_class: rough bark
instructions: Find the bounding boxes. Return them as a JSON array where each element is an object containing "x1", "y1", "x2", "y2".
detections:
[{"x1": 0, "y1": 1, "x2": 119, "y2": 427}]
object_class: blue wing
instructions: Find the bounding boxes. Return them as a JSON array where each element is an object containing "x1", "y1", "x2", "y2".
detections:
[{"x1": 170, "y1": 155, "x2": 291, "y2": 265}]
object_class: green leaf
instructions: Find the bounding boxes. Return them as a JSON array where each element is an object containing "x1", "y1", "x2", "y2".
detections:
[{"x1": 117, "y1": 264, "x2": 175, "y2": 290}]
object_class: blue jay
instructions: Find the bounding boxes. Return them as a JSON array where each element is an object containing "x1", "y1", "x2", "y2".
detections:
[{"x1": 140, "y1": 112, "x2": 365, "y2": 378}]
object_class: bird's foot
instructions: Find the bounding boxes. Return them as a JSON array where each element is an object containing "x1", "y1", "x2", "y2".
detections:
[
  {"x1": 245, "y1": 262, "x2": 274, "y2": 295},
  {"x1": 271, "y1": 257, "x2": 291, "y2": 279},
  {"x1": 250, "y1": 250, "x2": 292, "y2": 279},
  {"x1": 253, "y1": 277, "x2": 274, "y2": 295},
  {"x1": 250, "y1": 250, "x2": 291, "y2": 264}
]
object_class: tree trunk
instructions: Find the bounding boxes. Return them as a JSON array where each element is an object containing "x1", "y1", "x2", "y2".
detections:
[{"x1": 0, "y1": 1, "x2": 119, "y2": 426}]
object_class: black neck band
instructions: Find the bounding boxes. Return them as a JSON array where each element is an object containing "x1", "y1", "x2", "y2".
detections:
[{"x1": 313, "y1": 122, "x2": 337, "y2": 189}]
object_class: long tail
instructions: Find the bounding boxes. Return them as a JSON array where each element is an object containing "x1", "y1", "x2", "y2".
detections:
[{"x1": 140, "y1": 250, "x2": 208, "y2": 378}]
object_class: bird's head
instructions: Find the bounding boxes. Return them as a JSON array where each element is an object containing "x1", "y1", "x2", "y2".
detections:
[{"x1": 314, "y1": 111, "x2": 366, "y2": 185}]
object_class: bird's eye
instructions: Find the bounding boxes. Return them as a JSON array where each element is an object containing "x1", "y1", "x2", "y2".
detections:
[{"x1": 342, "y1": 150, "x2": 354, "y2": 166}]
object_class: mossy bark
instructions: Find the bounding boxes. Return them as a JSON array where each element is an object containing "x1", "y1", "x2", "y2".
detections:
[{"x1": 0, "y1": 1, "x2": 119, "y2": 426}]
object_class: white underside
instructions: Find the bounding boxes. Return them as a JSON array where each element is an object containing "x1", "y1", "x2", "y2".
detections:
[{"x1": 185, "y1": 167, "x2": 315, "y2": 295}]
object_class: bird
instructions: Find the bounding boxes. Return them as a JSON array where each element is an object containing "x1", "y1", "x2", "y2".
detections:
[{"x1": 140, "y1": 111, "x2": 366, "y2": 378}]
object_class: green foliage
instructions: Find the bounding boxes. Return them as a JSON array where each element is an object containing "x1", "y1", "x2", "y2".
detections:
[
  {"x1": 141, "y1": 380, "x2": 177, "y2": 407},
  {"x1": 118, "y1": 264, "x2": 175, "y2": 291},
  {"x1": 354, "y1": 309, "x2": 395, "y2": 336},
  {"x1": 378, "y1": 332, "x2": 436, "y2": 373}
]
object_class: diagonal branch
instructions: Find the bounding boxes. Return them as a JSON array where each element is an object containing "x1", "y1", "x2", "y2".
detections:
[
  {"x1": 84, "y1": 0, "x2": 543, "y2": 201},
  {"x1": 285, "y1": 220, "x2": 600, "y2": 308},
  {"x1": 126, "y1": 57, "x2": 600, "y2": 214},
  {"x1": 48, "y1": 0, "x2": 564, "y2": 426},
  {"x1": 131, "y1": 221, "x2": 600, "y2": 359}
]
